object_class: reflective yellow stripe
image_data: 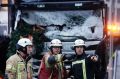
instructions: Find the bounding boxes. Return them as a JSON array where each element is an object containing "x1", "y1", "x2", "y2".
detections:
[
  {"x1": 6, "y1": 64, "x2": 16, "y2": 73},
  {"x1": 82, "y1": 60, "x2": 87, "y2": 79},
  {"x1": 18, "y1": 73, "x2": 22, "y2": 79},
  {"x1": 12, "y1": 67, "x2": 16, "y2": 72},
  {"x1": 45, "y1": 58, "x2": 51, "y2": 68},
  {"x1": 17, "y1": 62, "x2": 24, "y2": 79},
  {"x1": 6, "y1": 64, "x2": 12, "y2": 69},
  {"x1": 72, "y1": 59, "x2": 87, "y2": 79},
  {"x1": 45, "y1": 55, "x2": 53, "y2": 68}
]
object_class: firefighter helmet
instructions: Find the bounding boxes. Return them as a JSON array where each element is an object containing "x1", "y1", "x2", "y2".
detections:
[
  {"x1": 50, "y1": 39, "x2": 62, "y2": 47},
  {"x1": 17, "y1": 38, "x2": 32, "y2": 47},
  {"x1": 73, "y1": 39, "x2": 85, "y2": 47},
  {"x1": 16, "y1": 38, "x2": 32, "y2": 50}
]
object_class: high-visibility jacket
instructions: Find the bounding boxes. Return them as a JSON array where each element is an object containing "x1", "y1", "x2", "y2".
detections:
[
  {"x1": 70, "y1": 53, "x2": 101, "y2": 79},
  {"x1": 5, "y1": 53, "x2": 33, "y2": 79},
  {"x1": 38, "y1": 52, "x2": 66, "y2": 79}
]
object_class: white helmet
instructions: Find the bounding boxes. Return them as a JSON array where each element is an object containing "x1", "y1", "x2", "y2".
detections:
[
  {"x1": 73, "y1": 39, "x2": 85, "y2": 47},
  {"x1": 50, "y1": 39, "x2": 62, "y2": 47},
  {"x1": 17, "y1": 38, "x2": 32, "y2": 47}
]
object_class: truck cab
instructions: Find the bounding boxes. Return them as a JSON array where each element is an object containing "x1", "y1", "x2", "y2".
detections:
[{"x1": 11, "y1": 0, "x2": 107, "y2": 54}]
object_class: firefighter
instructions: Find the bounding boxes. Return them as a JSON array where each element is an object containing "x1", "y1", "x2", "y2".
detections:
[
  {"x1": 5, "y1": 38, "x2": 33, "y2": 79},
  {"x1": 69, "y1": 39, "x2": 100, "y2": 79},
  {"x1": 38, "y1": 39, "x2": 67, "y2": 79}
]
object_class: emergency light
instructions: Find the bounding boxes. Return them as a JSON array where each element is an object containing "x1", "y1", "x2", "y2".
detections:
[{"x1": 107, "y1": 24, "x2": 120, "y2": 36}]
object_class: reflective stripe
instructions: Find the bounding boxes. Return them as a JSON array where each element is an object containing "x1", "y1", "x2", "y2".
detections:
[
  {"x1": 6, "y1": 64, "x2": 16, "y2": 72},
  {"x1": 6, "y1": 64, "x2": 12, "y2": 69},
  {"x1": 17, "y1": 62, "x2": 25, "y2": 79},
  {"x1": 56, "y1": 54, "x2": 62, "y2": 62},
  {"x1": 72, "y1": 59, "x2": 87, "y2": 79},
  {"x1": 45, "y1": 54, "x2": 52, "y2": 68},
  {"x1": 57, "y1": 62, "x2": 63, "y2": 79},
  {"x1": 45, "y1": 54, "x2": 55, "y2": 68},
  {"x1": 18, "y1": 73, "x2": 22, "y2": 79},
  {"x1": 12, "y1": 66, "x2": 16, "y2": 72},
  {"x1": 45, "y1": 57, "x2": 51, "y2": 68}
]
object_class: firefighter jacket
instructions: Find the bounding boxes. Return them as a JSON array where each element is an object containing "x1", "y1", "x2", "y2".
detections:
[
  {"x1": 70, "y1": 53, "x2": 101, "y2": 79},
  {"x1": 38, "y1": 52, "x2": 67, "y2": 79},
  {"x1": 5, "y1": 53, "x2": 33, "y2": 79}
]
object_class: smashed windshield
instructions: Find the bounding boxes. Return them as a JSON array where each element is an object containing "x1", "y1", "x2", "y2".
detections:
[{"x1": 21, "y1": 10, "x2": 103, "y2": 41}]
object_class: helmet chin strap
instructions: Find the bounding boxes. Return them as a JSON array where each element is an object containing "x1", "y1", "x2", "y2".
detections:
[
  {"x1": 17, "y1": 51, "x2": 31, "y2": 63},
  {"x1": 22, "y1": 47, "x2": 31, "y2": 57},
  {"x1": 25, "y1": 53, "x2": 32, "y2": 63},
  {"x1": 17, "y1": 49, "x2": 30, "y2": 59}
]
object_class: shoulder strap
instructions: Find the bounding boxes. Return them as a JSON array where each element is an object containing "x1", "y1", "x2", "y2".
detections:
[{"x1": 38, "y1": 58, "x2": 43, "y2": 75}]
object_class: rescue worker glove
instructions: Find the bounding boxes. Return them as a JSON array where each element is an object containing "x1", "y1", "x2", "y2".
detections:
[
  {"x1": 87, "y1": 54, "x2": 98, "y2": 62},
  {"x1": 90, "y1": 55, "x2": 98, "y2": 62},
  {"x1": 54, "y1": 54, "x2": 63, "y2": 63}
]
